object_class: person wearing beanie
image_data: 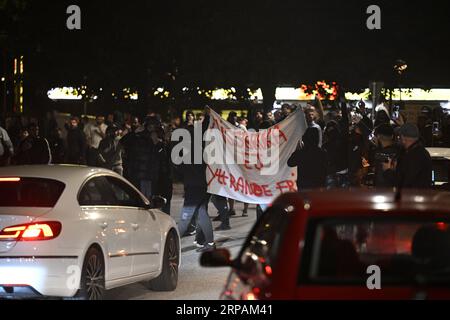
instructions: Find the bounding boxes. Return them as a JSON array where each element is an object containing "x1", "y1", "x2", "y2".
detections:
[{"x1": 382, "y1": 123, "x2": 432, "y2": 189}]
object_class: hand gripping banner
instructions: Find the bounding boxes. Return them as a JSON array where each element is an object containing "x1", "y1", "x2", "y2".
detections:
[{"x1": 204, "y1": 109, "x2": 307, "y2": 205}]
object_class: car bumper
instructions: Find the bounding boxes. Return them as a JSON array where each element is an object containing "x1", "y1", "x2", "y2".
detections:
[{"x1": 0, "y1": 256, "x2": 81, "y2": 298}]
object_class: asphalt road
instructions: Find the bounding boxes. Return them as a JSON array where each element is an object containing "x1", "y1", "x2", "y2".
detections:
[{"x1": 105, "y1": 183, "x2": 256, "y2": 300}]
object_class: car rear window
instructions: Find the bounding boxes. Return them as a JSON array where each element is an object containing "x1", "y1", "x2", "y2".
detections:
[
  {"x1": 299, "y1": 217, "x2": 450, "y2": 286},
  {"x1": 0, "y1": 177, "x2": 65, "y2": 207}
]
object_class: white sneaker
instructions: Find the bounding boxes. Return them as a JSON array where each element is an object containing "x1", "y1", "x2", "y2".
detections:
[{"x1": 193, "y1": 240, "x2": 204, "y2": 248}]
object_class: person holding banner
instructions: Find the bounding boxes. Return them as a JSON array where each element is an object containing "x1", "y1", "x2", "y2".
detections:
[{"x1": 288, "y1": 127, "x2": 328, "y2": 190}]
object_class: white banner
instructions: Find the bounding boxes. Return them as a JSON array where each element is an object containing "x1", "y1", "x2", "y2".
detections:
[{"x1": 205, "y1": 109, "x2": 307, "y2": 204}]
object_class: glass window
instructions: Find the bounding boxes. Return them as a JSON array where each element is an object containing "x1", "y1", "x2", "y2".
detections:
[
  {"x1": 0, "y1": 178, "x2": 65, "y2": 207},
  {"x1": 105, "y1": 176, "x2": 145, "y2": 208},
  {"x1": 299, "y1": 218, "x2": 450, "y2": 286},
  {"x1": 78, "y1": 176, "x2": 115, "y2": 206}
]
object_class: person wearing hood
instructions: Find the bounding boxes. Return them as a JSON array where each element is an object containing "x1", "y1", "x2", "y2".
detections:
[
  {"x1": 97, "y1": 124, "x2": 124, "y2": 175},
  {"x1": 288, "y1": 127, "x2": 328, "y2": 190}
]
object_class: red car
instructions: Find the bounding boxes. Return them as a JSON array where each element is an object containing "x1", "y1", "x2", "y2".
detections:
[{"x1": 201, "y1": 189, "x2": 450, "y2": 300}]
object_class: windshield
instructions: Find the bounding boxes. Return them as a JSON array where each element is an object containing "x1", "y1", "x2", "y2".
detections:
[
  {"x1": 0, "y1": 177, "x2": 65, "y2": 207},
  {"x1": 300, "y1": 218, "x2": 450, "y2": 286}
]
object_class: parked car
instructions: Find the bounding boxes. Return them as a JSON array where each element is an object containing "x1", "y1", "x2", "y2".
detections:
[
  {"x1": 0, "y1": 165, "x2": 180, "y2": 299},
  {"x1": 202, "y1": 189, "x2": 450, "y2": 300}
]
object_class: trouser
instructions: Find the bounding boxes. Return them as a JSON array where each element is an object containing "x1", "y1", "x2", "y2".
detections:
[
  {"x1": 140, "y1": 180, "x2": 153, "y2": 200},
  {"x1": 178, "y1": 194, "x2": 213, "y2": 245},
  {"x1": 211, "y1": 195, "x2": 230, "y2": 227}
]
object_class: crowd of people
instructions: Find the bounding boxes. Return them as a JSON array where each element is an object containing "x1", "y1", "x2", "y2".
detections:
[{"x1": 0, "y1": 97, "x2": 445, "y2": 251}]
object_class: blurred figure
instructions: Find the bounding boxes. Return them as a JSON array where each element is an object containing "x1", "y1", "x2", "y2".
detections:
[
  {"x1": 84, "y1": 115, "x2": 107, "y2": 166},
  {"x1": 66, "y1": 117, "x2": 87, "y2": 165},
  {"x1": 0, "y1": 118, "x2": 14, "y2": 166},
  {"x1": 288, "y1": 127, "x2": 327, "y2": 190},
  {"x1": 98, "y1": 125, "x2": 124, "y2": 175},
  {"x1": 184, "y1": 110, "x2": 195, "y2": 128},
  {"x1": 323, "y1": 120, "x2": 348, "y2": 188},
  {"x1": 48, "y1": 128, "x2": 66, "y2": 164},
  {"x1": 304, "y1": 105, "x2": 323, "y2": 147},
  {"x1": 238, "y1": 117, "x2": 248, "y2": 131},
  {"x1": 14, "y1": 123, "x2": 51, "y2": 165},
  {"x1": 372, "y1": 124, "x2": 401, "y2": 188},
  {"x1": 121, "y1": 116, "x2": 141, "y2": 182},
  {"x1": 264, "y1": 111, "x2": 275, "y2": 126},
  {"x1": 227, "y1": 111, "x2": 239, "y2": 127},
  {"x1": 382, "y1": 123, "x2": 432, "y2": 189}
]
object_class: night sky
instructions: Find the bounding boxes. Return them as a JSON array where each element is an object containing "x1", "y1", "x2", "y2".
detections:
[{"x1": 2, "y1": 0, "x2": 450, "y2": 90}]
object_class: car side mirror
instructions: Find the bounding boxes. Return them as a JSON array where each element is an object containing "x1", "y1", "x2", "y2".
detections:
[
  {"x1": 150, "y1": 195, "x2": 167, "y2": 209},
  {"x1": 200, "y1": 248, "x2": 234, "y2": 268}
]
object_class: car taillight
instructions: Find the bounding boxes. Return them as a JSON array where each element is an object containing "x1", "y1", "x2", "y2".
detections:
[{"x1": 0, "y1": 222, "x2": 61, "y2": 241}]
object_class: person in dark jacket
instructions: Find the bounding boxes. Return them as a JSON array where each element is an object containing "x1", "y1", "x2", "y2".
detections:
[
  {"x1": 121, "y1": 116, "x2": 141, "y2": 184},
  {"x1": 14, "y1": 123, "x2": 51, "y2": 165},
  {"x1": 175, "y1": 107, "x2": 215, "y2": 252},
  {"x1": 382, "y1": 123, "x2": 432, "y2": 189},
  {"x1": 288, "y1": 127, "x2": 327, "y2": 190},
  {"x1": 323, "y1": 120, "x2": 348, "y2": 188},
  {"x1": 48, "y1": 127, "x2": 66, "y2": 164},
  {"x1": 66, "y1": 117, "x2": 87, "y2": 165},
  {"x1": 98, "y1": 125, "x2": 124, "y2": 175},
  {"x1": 372, "y1": 124, "x2": 401, "y2": 188}
]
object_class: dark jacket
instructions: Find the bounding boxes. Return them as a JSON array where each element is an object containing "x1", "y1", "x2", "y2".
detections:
[
  {"x1": 384, "y1": 141, "x2": 432, "y2": 189},
  {"x1": 373, "y1": 143, "x2": 401, "y2": 188},
  {"x1": 15, "y1": 136, "x2": 51, "y2": 165},
  {"x1": 153, "y1": 140, "x2": 173, "y2": 197},
  {"x1": 288, "y1": 128, "x2": 328, "y2": 190},
  {"x1": 66, "y1": 127, "x2": 86, "y2": 164},
  {"x1": 48, "y1": 136, "x2": 66, "y2": 164},
  {"x1": 98, "y1": 136, "x2": 123, "y2": 169}
]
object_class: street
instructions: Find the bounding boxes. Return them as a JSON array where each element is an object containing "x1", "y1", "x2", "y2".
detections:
[{"x1": 106, "y1": 183, "x2": 255, "y2": 300}]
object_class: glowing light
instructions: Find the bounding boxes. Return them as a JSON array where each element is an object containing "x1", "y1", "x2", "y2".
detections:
[
  {"x1": 373, "y1": 196, "x2": 388, "y2": 203},
  {"x1": 47, "y1": 87, "x2": 82, "y2": 100},
  {"x1": 0, "y1": 177, "x2": 21, "y2": 182}
]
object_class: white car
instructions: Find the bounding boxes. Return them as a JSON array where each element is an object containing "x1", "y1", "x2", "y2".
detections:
[{"x1": 0, "y1": 165, "x2": 180, "y2": 299}]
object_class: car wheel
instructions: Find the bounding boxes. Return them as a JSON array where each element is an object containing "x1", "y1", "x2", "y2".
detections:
[
  {"x1": 147, "y1": 230, "x2": 179, "y2": 291},
  {"x1": 73, "y1": 246, "x2": 106, "y2": 300}
]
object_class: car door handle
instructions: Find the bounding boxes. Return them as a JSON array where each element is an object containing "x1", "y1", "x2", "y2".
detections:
[
  {"x1": 131, "y1": 223, "x2": 139, "y2": 230},
  {"x1": 99, "y1": 222, "x2": 108, "y2": 230}
]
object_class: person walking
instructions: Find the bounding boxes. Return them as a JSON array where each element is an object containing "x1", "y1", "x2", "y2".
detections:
[{"x1": 176, "y1": 107, "x2": 215, "y2": 252}]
